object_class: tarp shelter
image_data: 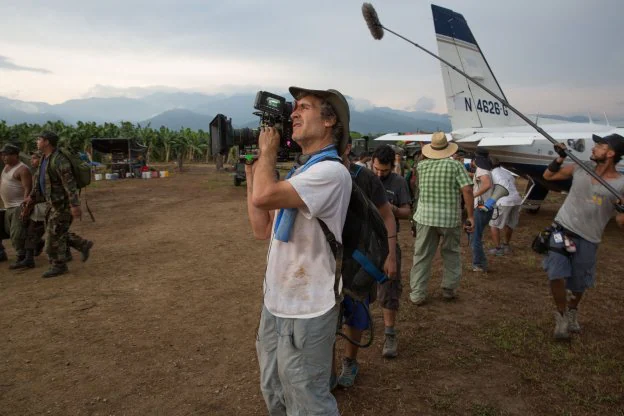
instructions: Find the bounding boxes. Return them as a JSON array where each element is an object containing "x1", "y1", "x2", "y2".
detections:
[{"x1": 91, "y1": 137, "x2": 147, "y2": 177}]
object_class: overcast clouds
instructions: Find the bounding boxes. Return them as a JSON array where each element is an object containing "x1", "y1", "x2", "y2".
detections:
[{"x1": 0, "y1": 0, "x2": 622, "y2": 118}]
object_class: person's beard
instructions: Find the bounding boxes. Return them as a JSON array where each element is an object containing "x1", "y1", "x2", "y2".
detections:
[{"x1": 590, "y1": 153, "x2": 606, "y2": 164}]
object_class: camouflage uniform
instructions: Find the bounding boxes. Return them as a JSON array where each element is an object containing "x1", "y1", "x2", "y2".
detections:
[{"x1": 33, "y1": 150, "x2": 90, "y2": 268}]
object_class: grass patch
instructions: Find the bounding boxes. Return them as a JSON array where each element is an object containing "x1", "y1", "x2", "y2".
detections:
[
  {"x1": 425, "y1": 389, "x2": 459, "y2": 412},
  {"x1": 483, "y1": 319, "x2": 547, "y2": 357},
  {"x1": 471, "y1": 403, "x2": 509, "y2": 416}
]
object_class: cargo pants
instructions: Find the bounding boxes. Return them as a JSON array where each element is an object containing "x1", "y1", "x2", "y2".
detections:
[{"x1": 45, "y1": 207, "x2": 90, "y2": 265}]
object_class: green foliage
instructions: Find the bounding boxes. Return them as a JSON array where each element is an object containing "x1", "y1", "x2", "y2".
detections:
[{"x1": 0, "y1": 120, "x2": 211, "y2": 163}]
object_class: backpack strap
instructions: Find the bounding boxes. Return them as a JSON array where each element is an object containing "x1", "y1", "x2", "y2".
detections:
[
  {"x1": 317, "y1": 219, "x2": 344, "y2": 303},
  {"x1": 350, "y1": 164, "x2": 363, "y2": 178}
]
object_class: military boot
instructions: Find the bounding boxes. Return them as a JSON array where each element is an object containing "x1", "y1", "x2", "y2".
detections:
[
  {"x1": 80, "y1": 241, "x2": 94, "y2": 262},
  {"x1": 42, "y1": 263, "x2": 69, "y2": 278},
  {"x1": 9, "y1": 250, "x2": 35, "y2": 270},
  {"x1": 65, "y1": 248, "x2": 73, "y2": 263}
]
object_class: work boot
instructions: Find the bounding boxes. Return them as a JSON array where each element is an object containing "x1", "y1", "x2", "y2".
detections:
[
  {"x1": 9, "y1": 250, "x2": 35, "y2": 270},
  {"x1": 80, "y1": 240, "x2": 94, "y2": 262},
  {"x1": 0, "y1": 251, "x2": 7, "y2": 263},
  {"x1": 567, "y1": 309, "x2": 581, "y2": 333},
  {"x1": 42, "y1": 263, "x2": 69, "y2": 278},
  {"x1": 442, "y1": 288, "x2": 457, "y2": 301},
  {"x1": 553, "y1": 311, "x2": 570, "y2": 340},
  {"x1": 382, "y1": 332, "x2": 398, "y2": 358}
]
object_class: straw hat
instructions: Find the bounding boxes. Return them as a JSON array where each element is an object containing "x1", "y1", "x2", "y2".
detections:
[{"x1": 421, "y1": 132, "x2": 457, "y2": 159}]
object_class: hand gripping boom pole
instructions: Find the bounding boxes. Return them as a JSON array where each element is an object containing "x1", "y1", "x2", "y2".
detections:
[{"x1": 361, "y1": 3, "x2": 624, "y2": 203}]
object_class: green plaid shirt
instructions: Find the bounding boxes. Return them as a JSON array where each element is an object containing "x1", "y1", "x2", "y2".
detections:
[{"x1": 414, "y1": 158, "x2": 472, "y2": 228}]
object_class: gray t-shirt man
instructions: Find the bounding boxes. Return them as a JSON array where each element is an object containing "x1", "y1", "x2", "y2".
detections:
[
  {"x1": 555, "y1": 163, "x2": 624, "y2": 243},
  {"x1": 380, "y1": 172, "x2": 411, "y2": 232}
]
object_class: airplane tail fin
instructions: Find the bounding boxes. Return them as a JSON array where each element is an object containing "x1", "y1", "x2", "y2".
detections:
[{"x1": 432, "y1": 4, "x2": 521, "y2": 130}]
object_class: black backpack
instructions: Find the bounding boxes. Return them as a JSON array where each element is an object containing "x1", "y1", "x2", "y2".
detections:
[{"x1": 317, "y1": 162, "x2": 390, "y2": 303}]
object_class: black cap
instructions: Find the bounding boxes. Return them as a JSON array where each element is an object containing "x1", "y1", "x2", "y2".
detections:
[
  {"x1": 592, "y1": 133, "x2": 624, "y2": 156},
  {"x1": 0, "y1": 143, "x2": 20, "y2": 155}
]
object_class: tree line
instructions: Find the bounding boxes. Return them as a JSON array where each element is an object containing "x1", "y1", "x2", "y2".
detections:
[{"x1": 0, "y1": 120, "x2": 212, "y2": 164}]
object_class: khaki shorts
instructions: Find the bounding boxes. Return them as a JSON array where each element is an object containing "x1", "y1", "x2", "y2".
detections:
[{"x1": 489, "y1": 205, "x2": 520, "y2": 229}]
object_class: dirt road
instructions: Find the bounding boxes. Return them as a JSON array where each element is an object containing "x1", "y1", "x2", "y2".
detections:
[{"x1": 1, "y1": 164, "x2": 622, "y2": 415}]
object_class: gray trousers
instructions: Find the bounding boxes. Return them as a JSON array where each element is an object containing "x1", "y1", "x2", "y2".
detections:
[
  {"x1": 256, "y1": 305, "x2": 339, "y2": 416},
  {"x1": 409, "y1": 223, "x2": 462, "y2": 300}
]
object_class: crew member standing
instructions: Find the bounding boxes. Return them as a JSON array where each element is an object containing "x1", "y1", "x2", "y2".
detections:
[
  {"x1": 371, "y1": 144, "x2": 411, "y2": 358},
  {"x1": 246, "y1": 87, "x2": 352, "y2": 415},
  {"x1": 543, "y1": 134, "x2": 624, "y2": 340}
]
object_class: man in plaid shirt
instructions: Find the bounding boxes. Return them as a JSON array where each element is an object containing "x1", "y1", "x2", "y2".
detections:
[{"x1": 409, "y1": 132, "x2": 474, "y2": 305}]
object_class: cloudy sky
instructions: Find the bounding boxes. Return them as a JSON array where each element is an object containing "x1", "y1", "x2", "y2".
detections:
[{"x1": 1, "y1": 0, "x2": 622, "y2": 118}]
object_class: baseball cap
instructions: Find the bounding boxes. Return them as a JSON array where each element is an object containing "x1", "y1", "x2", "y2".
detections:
[
  {"x1": 0, "y1": 143, "x2": 20, "y2": 155},
  {"x1": 288, "y1": 86, "x2": 350, "y2": 154},
  {"x1": 592, "y1": 133, "x2": 624, "y2": 156}
]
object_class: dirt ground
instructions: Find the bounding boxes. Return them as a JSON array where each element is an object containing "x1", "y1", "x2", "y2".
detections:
[{"x1": 1, "y1": 164, "x2": 623, "y2": 416}]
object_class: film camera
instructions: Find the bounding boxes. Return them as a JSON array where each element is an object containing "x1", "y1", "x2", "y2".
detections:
[{"x1": 241, "y1": 91, "x2": 301, "y2": 163}]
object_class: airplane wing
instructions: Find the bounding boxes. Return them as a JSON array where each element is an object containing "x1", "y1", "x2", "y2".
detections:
[
  {"x1": 455, "y1": 129, "x2": 620, "y2": 147},
  {"x1": 375, "y1": 133, "x2": 453, "y2": 142}
]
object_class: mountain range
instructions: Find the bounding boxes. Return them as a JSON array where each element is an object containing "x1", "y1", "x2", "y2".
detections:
[
  {"x1": 0, "y1": 92, "x2": 452, "y2": 134},
  {"x1": 0, "y1": 92, "x2": 609, "y2": 134}
]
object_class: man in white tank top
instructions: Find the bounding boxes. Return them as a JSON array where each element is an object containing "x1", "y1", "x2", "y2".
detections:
[
  {"x1": 543, "y1": 134, "x2": 624, "y2": 340},
  {"x1": 0, "y1": 143, "x2": 32, "y2": 268},
  {"x1": 11, "y1": 151, "x2": 47, "y2": 270}
]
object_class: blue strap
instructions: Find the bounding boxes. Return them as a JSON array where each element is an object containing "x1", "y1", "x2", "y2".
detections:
[
  {"x1": 352, "y1": 249, "x2": 389, "y2": 284},
  {"x1": 273, "y1": 146, "x2": 341, "y2": 242}
]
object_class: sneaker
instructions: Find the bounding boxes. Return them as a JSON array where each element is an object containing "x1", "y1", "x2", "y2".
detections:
[
  {"x1": 472, "y1": 266, "x2": 485, "y2": 272},
  {"x1": 553, "y1": 311, "x2": 570, "y2": 340},
  {"x1": 382, "y1": 333, "x2": 398, "y2": 358},
  {"x1": 337, "y1": 358, "x2": 359, "y2": 388},
  {"x1": 81, "y1": 241, "x2": 94, "y2": 262},
  {"x1": 442, "y1": 288, "x2": 456, "y2": 300},
  {"x1": 488, "y1": 247, "x2": 504, "y2": 256},
  {"x1": 567, "y1": 309, "x2": 581, "y2": 333},
  {"x1": 502, "y1": 244, "x2": 512, "y2": 255}
]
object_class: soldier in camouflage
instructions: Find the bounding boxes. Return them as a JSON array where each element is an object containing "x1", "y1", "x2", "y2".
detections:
[{"x1": 27, "y1": 131, "x2": 93, "y2": 278}]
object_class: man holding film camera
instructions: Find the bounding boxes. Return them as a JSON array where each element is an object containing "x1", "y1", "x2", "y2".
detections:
[{"x1": 245, "y1": 87, "x2": 352, "y2": 415}]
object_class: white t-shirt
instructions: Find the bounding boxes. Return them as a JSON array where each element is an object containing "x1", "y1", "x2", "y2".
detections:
[
  {"x1": 264, "y1": 161, "x2": 352, "y2": 319},
  {"x1": 491, "y1": 167, "x2": 522, "y2": 206},
  {"x1": 473, "y1": 167, "x2": 493, "y2": 207}
]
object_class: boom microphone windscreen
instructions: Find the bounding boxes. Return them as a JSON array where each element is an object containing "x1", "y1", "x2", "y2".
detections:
[{"x1": 362, "y1": 3, "x2": 384, "y2": 40}]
